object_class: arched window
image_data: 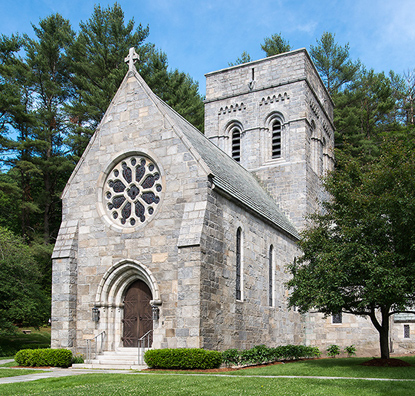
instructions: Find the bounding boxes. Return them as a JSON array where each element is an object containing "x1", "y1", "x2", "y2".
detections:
[
  {"x1": 232, "y1": 127, "x2": 241, "y2": 162},
  {"x1": 236, "y1": 227, "x2": 242, "y2": 300},
  {"x1": 271, "y1": 120, "x2": 282, "y2": 158},
  {"x1": 269, "y1": 245, "x2": 273, "y2": 307}
]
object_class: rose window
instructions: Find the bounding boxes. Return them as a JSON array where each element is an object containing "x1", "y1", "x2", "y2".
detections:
[{"x1": 103, "y1": 156, "x2": 162, "y2": 227}]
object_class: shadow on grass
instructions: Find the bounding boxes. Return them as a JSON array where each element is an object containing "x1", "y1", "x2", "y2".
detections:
[
  {"x1": 0, "y1": 327, "x2": 51, "y2": 357},
  {"x1": 216, "y1": 357, "x2": 415, "y2": 379}
]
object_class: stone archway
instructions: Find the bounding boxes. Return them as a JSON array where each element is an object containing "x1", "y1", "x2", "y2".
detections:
[{"x1": 95, "y1": 260, "x2": 161, "y2": 350}]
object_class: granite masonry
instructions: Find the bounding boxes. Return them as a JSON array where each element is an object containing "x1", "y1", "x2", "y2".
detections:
[{"x1": 51, "y1": 48, "x2": 415, "y2": 357}]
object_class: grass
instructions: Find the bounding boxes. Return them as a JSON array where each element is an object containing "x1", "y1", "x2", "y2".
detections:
[
  {"x1": 0, "y1": 358, "x2": 49, "y2": 378},
  {"x1": 0, "y1": 368, "x2": 48, "y2": 379},
  {"x1": 0, "y1": 351, "x2": 414, "y2": 395},
  {"x1": 0, "y1": 360, "x2": 17, "y2": 367},
  {"x1": 0, "y1": 373, "x2": 414, "y2": 396},
  {"x1": 145, "y1": 357, "x2": 415, "y2": 380},
  {"x1": 0, "y1": 327, "x2": 51, "y2": 356},
  {"x1": 213, "y1": 356, "x2": 415, "y2": 379}
]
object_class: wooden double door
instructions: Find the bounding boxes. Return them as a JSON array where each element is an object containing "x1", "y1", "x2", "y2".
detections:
[{"x1": 122, "y1": 280, "x2": 153, "y2": 347}]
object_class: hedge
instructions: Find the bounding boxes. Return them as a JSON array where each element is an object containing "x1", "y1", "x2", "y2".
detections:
[
  {"x1": 222, "y1": 344, "x2": 321, "y2": 367},
  {"x1": 0, "y1": 343, "x2": 50, "y2": 357},
  {"x1": 144, "y1": 348, "x2": 222, "y2": 369},
  {"x1": 14, "y1": 348, "x2": 73, "y2": 368}
]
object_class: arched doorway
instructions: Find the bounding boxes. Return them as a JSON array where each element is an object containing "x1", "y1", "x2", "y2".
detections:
[
  {"x1": 122, "y1": 280, "x2": 153, "y2": 347},
  {"x1": 95, "y1": 260, "x2": 161, "y2": 351}
]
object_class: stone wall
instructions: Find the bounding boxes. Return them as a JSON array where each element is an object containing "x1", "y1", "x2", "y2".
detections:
[
  {"x1": 199, "y1": 186, "x2": 303, "y2": 350},
  {"x1": 204, "y1": 49, "x2": 334, "y2": 232},
  {"x1": 52, "y1": 72, "x2": 211, "y2": 352}
]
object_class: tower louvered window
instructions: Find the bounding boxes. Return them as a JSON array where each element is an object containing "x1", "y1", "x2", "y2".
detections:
[
  {"x1": 272, "y1": 120, "x2": 281, "y2": 158},
  {"x1": 232, "y1": 128, "x2": 241, "y2": 162},
  {"x1": 236, "y1": 228, "x2": 242, "y2": 300}
]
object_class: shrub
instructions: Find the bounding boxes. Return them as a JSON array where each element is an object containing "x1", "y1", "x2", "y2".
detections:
[
  {"x1": 144, "y1": 348, "x2": 222, "y2": 369},
  {"x1": 14, "y1": 349, "x2": 33, "y2": 366},
  {"x1": 20, "y1": 344, "x2": 50, "y2": 350},
  {"x1": 222, "y1": 348, "x2": 240, "y2": 367},
  {"x1": 0, "y1": 346, "x2": 18, "y2": 357},
  {"x1": 344, "y1": 344, "x2": 356, "y2": 357},
  {"x1": 326, "y1": 344, "x2": 341, "y2": 358},
  {"x1": 72, "y1": 353, "x2": 85, "y2": 364},
  {"x1": 222, "y1": 345, "x2": 321, "y2": 367},
  {"x1": 14, "y1": 348, "x2": 73, "y2": 368}
]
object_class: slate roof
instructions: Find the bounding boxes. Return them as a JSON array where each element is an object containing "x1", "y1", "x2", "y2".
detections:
[{"x1": 146, "y1": 77, "x2": 300, "y2": 240}]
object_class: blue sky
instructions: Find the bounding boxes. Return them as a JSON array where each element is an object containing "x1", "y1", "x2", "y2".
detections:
[{"x1": 1, "y1": 0, "x2": 414, "y2": 95}]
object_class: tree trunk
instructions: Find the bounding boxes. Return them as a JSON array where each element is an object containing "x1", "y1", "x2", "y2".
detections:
[
  {"x1": 369, "y1": 307, "x2": 390, "y2": 359},
  {"x1": 379, "y1": 325, "x2": 390, "y2": 359},
  {"x1": 43, "y1": 170, "x2": 51, "y2": 245}
]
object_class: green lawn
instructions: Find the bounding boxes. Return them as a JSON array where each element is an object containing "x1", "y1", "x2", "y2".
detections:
[
  {"x1": 146, "y1": 357, "x2": 415, "y2": 380},
  {"x1": 0, "y1": 368, "x2": 48, "y2": 378},
  {"x1": 214, "y1": 357, "x2": 415, "y2": 379},
  {"x1": 0, "y1": 373, "x2": 414, "y2": 396},
  {"x1": 0, "y1": 327, "x2": 51, "y2": 356},
  {"x1": 0, "y1": 358, "x2": 48, "y2": 377},
  {"x1": 0, "y1": 355, "x2": 414, "y2": 395},
  {"x1": 0, "y1": 360, "x2": 17, "y2": 367}
]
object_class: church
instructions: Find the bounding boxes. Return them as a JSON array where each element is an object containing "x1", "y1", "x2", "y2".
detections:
[{"x1": 51, "y1": 47, "x2": 414, "y2": 364}]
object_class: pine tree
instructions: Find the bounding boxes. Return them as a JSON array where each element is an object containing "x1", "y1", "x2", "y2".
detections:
[
  {"x1": 228, "y1": 51, "x2": 252, "y2": 66},
  {"x1": 261, "y1": 33, "x2": 291, "y2": 57},
  {"x1": 335, "y1": 69, "x2": 395, "y2": 160},
  {"x1": 310, "y1": 32, "x2": 361, "y2": 95},
  {"x1": 162, "y1": 69, "x2": 204, "y2": 132},
  {"x1": 66, "y1": 4, "x2": 204, "y2": 157},
  {"x1": 23, "y1": 14, "x2": 76, "y2": 244},
  {"x1": 66, "y1": 4, "x2": 151, "y2": 157},
  {"x1": 0, "y1": 34, "x2": 41, "y2": 238}
]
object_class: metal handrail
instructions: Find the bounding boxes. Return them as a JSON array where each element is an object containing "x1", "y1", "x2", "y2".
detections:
[
  {"x1": 86, "y1": 331, "x2": 106, "y2": 363},
  {"x1": 138, "y1": 329, "x2": 153, "y2": 364}
]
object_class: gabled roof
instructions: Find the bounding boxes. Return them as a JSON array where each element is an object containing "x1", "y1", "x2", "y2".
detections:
[
  {"x1": 64, "y1": 64, "x2": 299, "y2": 240},
  {"x1": 133, "y1": 71, "x2": 299, "y2": 240}
]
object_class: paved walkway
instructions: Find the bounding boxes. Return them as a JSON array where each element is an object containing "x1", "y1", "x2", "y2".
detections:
[{"x1": 1, "y1": 361, "x2": 415, "y2": 384}]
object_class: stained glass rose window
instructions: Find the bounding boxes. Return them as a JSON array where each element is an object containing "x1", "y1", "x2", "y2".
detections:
[{"x1": 103, "y1": 155, "x2": 162, "y2": 227}]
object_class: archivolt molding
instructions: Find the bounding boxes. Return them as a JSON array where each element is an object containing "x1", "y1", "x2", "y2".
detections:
[
  {"x1": 265, "y1": 111, "x2": 285, "y2": 128},
  {"x1": 95, "y1": 259, "x2": 160, "y2": 308}
]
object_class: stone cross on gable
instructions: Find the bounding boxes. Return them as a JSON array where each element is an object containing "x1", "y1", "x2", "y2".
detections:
[{"x1": 124, "y1": 47, "x2": 139, "y2": 72}]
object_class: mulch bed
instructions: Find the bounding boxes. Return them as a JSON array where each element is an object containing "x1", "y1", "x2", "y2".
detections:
[
  {"x1": 143, "y1": 361, "x2": 285, "y2": 373},
  {"x1": 361, "y1": 358, "x2": 412, "y2": 367},
  {"x1": 145, "y1": 357, "x2": 413, "y2": 372}
]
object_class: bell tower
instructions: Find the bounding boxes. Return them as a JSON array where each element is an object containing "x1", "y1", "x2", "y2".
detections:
[{"x1": 204, "y1": 49, "x2": 335, "y2": 231}]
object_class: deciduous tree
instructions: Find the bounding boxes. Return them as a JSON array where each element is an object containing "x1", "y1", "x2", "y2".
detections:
[
  {"x1": 0, "y1": 227, "x2": 49, "y2": 332},
  {"x1": 288, "y1": 136, "x2": 415, "y2": 359}
]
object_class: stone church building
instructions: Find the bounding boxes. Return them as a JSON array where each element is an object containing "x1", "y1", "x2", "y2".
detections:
[{"x1": 51, "y1": 48, "x2": 414, "y2": 361}]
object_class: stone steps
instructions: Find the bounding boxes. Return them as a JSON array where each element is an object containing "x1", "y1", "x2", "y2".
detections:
[{"x1": 73, "y1": 347, "x2": 150, "y2": 370}]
